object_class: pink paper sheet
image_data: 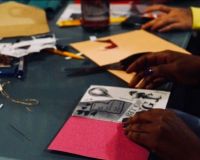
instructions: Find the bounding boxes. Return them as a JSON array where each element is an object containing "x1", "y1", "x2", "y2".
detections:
[{"x1": 48, "y1": 116, "x2": 149, "y2": 160}]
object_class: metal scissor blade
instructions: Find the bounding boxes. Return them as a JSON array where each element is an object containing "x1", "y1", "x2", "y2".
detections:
[
  {"x1": 66, "y1": 52, "x2": 148, "y2": 77},
  {"x1": 66, "y1": 62, "x2": 122, "y2": 77}
]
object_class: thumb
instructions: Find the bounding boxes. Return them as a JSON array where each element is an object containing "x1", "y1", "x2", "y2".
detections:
[
  {"x1": 144, "y1": 5, "x2": 171, "y2": 14},
  {"x1": 150, "y1": 64, "x2": 174, "y2": 79}
]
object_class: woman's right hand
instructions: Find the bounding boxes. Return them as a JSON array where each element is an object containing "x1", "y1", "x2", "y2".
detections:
[
  {"x1": 127, "y1": 50, "x2": 200, "y2": 89},
  {"x1": 141, "y1": 5, "x2": 193, "y2": 32}
]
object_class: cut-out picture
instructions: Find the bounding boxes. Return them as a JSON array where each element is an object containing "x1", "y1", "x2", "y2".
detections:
[
  {"x1": 74, "y1": 100, "x2": 131, "y2": 121},
  {"x1": 72, "y1": 85, "x2": 170, "y2": 122},
  {"x1": 129, "y1": 91, "x2": 162, "y2": 102},
  {"x1": 88, "y1": 87, "x2": 112, "y2": 98}
]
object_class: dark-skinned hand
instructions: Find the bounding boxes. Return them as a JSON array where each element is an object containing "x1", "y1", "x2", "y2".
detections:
[
  {"x1": 124, "y1": 109, "x2": 200, "y2": 160},
  {"x1": 141, "y1": 5, "x2": 192, "y2": 32},
  {"x1": 127, "y1": 50, "x2": 200, "y2": 89}
]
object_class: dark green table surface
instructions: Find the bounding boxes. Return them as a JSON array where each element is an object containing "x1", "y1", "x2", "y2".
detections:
[{"x1": 0, "y1": 1, "x2": 195, "y2": 160}]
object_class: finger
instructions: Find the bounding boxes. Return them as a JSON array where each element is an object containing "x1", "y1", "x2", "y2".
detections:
[
  {"x1": 150, "y1": 17, "x2": 177, "y2": 31},
  {"x1": 144, "y1": 5, "x2": 172, "y2": 13},
  {"x1": 127, "y1": 51, "x2": 173, "y2": 74},
  {"x1": 129, "y1": 72, "x2": 145, "y2": 88},
  {"x1": 135, "y1": 66, "x2": 169, "y2": 89},
  {"x1": 127, "y1": 53, "x2": 160, "y2": 73},
  {"x1": 141, "y1": 19, "x2": 156, "y2": 30},
  {"x1": 153, "y1": 64, "x2": 174, "y2": 80},
  {"x1": 126, "y1": 131, "x2": 158, "y2": 150},
  {"x1": 145, "y1": 77, "x2": 167, "y2": 89},
  {"x1": 136, "y1": 74, "x2": 156, "y2": 89},
  {"x1": 137, "y1": 70, "x2": 167, "y2": 89},
  {"x1": 129, "y1": 64, "x2": 169, "y2": 88},
  {"x1": 126, "y1": 123, "x2": 159, "y2": 133},
  {"x1": 128, "y1": 109, "x2": 164, "y2": 124},
  {"x1": 158, "y1": 23, "x2": 187, "y2": 32}
]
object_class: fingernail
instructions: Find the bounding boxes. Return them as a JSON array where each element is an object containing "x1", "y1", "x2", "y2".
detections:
[{"x1": 122, "y1": 118, "x2": 129, "y2": 123}]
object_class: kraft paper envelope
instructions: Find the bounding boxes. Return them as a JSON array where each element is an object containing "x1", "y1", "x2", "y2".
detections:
[
  {"x1": 71, "y1": 30, "x2": 189, "y2": 83},
  {"x1": 0, "y1": 1, "x2": 49, "y2": 38}
]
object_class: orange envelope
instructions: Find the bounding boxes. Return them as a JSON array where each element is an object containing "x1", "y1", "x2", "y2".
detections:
[{"x1": 70, "y1": 30, "x2": 189, "y2": 83}]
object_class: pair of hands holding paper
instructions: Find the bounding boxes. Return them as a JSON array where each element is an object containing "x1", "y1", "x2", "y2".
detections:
[{"x1": 141, "y1": 4, "x2": 193, "y2": 32}]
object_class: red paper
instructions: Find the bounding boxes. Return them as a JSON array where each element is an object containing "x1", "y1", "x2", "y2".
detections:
[{"x1": 48, "y1": 116, "x2": 149, "y2": 160}]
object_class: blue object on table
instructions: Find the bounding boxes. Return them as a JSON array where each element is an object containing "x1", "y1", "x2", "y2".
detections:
[{"x1": 0, "y1": 58, "x2": 25, "y2": 79}]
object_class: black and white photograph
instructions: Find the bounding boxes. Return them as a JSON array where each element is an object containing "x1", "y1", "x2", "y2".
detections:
[{"x1": 72, "y1": 85, "x2": 170, "y2": 122}]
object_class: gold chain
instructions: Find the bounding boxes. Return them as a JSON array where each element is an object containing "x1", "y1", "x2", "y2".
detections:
[{"x1": 0, "y1": 81, "x2": 39, "y2": 106}]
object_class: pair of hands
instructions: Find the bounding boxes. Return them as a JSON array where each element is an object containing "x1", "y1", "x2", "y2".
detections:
[
  {"x1": 125, "y1": 6, "x2": 198, "y2": 159},
  {"x1": 125, "y1": 51, "x2": 200, "y2": 159},
  {"x1": 127, "y1": 50, "x2": 200, "y2": 89},
  {"x1": 124, "y1": 109, "x2": 200, "y2": 160},
  {"x1": 140, "y1": 4, "x2": 193, "y2": 32}
]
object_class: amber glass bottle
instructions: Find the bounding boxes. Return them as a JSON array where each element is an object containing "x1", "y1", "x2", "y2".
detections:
[{"x1": 81, "y1": 0, "x2": 110, "y2": 31}]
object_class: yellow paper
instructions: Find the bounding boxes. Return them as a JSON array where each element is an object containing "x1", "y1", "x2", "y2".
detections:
[
  {"x1": 0, "y1": 1, "x2": 49, "y2": 38},
  {"x1": 57, "y1": 17, "x2": 127, "y2": 27},
  {"x1": 71, "y1": 30, "x2": 190, "y2": 83}
]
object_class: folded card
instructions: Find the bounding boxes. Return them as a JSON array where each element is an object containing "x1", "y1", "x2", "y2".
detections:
[{"x1": 48, "y1": 85, "x2": 170, "y2": 160}]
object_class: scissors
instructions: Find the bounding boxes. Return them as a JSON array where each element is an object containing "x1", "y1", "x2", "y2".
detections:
[{"x1": 66, "y1": 52, "x2": 147, "y2": 77}]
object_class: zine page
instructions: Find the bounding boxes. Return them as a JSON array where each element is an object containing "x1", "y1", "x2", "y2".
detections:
[{"x1": 72, "y1": 85, "x2": 170, "y2": 122}]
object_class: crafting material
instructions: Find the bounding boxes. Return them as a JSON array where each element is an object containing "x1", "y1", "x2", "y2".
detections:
[
  {"x1": 0, "y1": 1, "x2": 49, "y2": 38},
  {"x1": 46, "y1": 49, "x2": 84, "y2": 60},
  {"x1": 49, "y1": 85, "x2": 170, "y2": 160},
  {"x1": 0, "y1": 81, "x2": 39, "y2": 106},
  {"x1": 0, "y1": 35, "x2": 56, "y2": 58},
  {"x1": 65, "y1": 53, "x2": 83, "y2": 60},
  {"x1": 66, "y1": 52, "x2": 147, "y2": 76},
  {"x1": 70, "y1": 30, "x2": 190, "y2": 83}
]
